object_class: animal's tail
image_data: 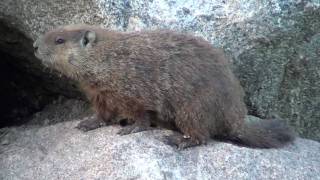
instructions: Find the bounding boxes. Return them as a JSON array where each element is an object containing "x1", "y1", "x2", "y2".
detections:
[{"x1": 228, "y1": 118, "x2": 296, "y2": 148}]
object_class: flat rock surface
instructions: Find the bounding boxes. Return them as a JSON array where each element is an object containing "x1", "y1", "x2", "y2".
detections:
[{"x1": 1, "y1": 119, "x2": 319, "y2": 180}]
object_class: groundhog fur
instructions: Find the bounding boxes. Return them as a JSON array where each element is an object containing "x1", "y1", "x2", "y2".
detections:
[{"x1": 34, "y1": 24, "x2": 295, "y2": 149}]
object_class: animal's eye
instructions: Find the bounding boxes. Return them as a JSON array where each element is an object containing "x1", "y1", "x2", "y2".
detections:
[{"x1": 55, "y1": 37, "x2": 65, "y2": 44}]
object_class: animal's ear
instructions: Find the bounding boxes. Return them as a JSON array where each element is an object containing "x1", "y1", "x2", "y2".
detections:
[{"x1": 81, "y1": 30, "x2": 96, "y2": 47}]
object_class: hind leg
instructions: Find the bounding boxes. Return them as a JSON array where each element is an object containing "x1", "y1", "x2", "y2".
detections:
[{"x1": 165, "y1": 108, "x2": 210, "y2": 149}]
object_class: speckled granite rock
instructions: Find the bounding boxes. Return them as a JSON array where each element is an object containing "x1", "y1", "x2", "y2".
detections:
[
  {"x1": 0, "y1": 117, "x2": 319, "y2": 180},
  {"x1": 0, "y1": 0, "x2": 319, "y2": 139}
]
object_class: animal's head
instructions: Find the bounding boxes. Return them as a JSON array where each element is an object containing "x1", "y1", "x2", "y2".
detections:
[{"x1": 34, "y1": 24, "x2": 98, "y2": 80}]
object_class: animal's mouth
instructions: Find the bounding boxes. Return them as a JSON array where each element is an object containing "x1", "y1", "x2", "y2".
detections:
[
  {"x1": 33, "y1": 40, "x2": 38, "y2": 50},
  {"x1": 32, "y1": 41, "x2": 50, "y2": 66},
  {"x1": 33, "y1": 49, "x2": 51, "y2": 67},
  {"x1": 33, "y1": 41, "x2": 41, "y2": 59},
  {"x1": 33, "y1": 50, "x2": 45, "y2": 64},
  {"x1": 34, "y1": 50, "x2": 39, "y2": 59}
]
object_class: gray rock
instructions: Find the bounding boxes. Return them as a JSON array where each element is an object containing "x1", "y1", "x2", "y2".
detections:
[
  {"x1": 0, "y1": 118, "x2": 319, "y2": 180},
  {"x1": 0, "y1": 0, "x2": 319, "y2": 138}
]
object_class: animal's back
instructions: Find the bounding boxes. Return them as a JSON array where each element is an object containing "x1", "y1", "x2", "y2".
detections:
[{"x1": 94, "y1": 30, "x2": 247, "y2": 136}]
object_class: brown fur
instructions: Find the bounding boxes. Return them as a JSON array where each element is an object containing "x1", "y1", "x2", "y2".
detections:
[{"x1": 34, "y1": 24, "x2": 295, "y2": 149}]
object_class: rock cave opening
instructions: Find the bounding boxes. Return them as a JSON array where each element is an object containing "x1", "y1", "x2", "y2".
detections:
[{"x1": 0, "y1": 19, "x2": 80, "y2": 127}]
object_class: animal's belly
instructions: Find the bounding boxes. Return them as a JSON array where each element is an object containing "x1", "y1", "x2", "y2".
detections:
[{"x1": 99, "y1": 91, "x2": 148, "y2": 118}]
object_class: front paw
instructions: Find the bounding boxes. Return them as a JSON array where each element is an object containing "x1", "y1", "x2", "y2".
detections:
[{"x1": 76, "y1": 117, "x2": 106, "y2": 132}]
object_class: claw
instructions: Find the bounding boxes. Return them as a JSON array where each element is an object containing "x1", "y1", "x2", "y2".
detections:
[{"x1": 163, "y1": 134, "x2": 205, "y2": 150}]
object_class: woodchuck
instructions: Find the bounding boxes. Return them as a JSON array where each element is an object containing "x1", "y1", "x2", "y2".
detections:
[{"x1": 33, "y1": 24, "x2": 295, "y2": 149}]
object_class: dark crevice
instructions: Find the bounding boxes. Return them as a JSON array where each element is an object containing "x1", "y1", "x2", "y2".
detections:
[
  {"x1": 0, "y1": 51, "x2": 53, "y2": 126},
  {"x1": 0, "y1": 19, "x2": 82, "y2": 127}
]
